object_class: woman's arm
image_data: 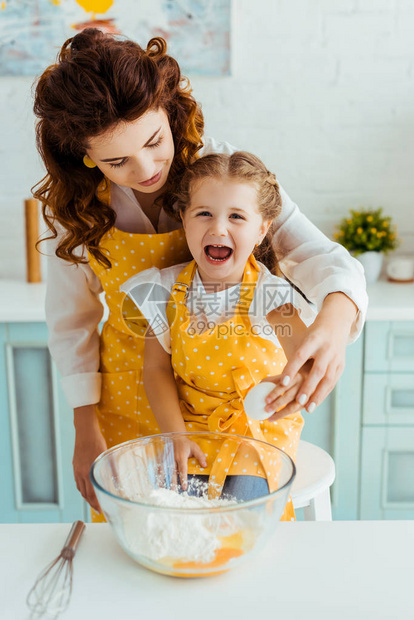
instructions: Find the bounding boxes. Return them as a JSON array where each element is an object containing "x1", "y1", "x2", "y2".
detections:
[
  {"x1": 269, "y1": 186, "x2": 367, "y2": 411},
  {"x1": 45, "y1": 236, "x2": 106, "y2": 511},
  {"x1": 45, "y1": 239, "x2": 104, "y2": 408},
  {"x1": 73, "y1": 404, "x2": 107, "y2": 514},
  {"x1": 272, "y1": 184, "x2": 368, "y2": 333},
  {"x1": 144, "y1": 333, "x2": 206, "y2": 486}
]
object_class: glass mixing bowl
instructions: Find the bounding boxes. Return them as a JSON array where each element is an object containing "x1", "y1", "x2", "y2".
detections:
[{"x1": 90, "y1": 431, "x2": 295, "y2": 578}]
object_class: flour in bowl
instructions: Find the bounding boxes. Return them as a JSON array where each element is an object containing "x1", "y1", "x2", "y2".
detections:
[{"x1": 120, "y1": 487, "x2": 261, "y2": 564}]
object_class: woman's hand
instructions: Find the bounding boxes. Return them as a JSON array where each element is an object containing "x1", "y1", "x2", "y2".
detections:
[
  {"x1": 174, "y1": 437, "x2": 207, "y2": 491},
  {"x1": 73, "y1": 405, "x2": 107, "y2": 513},
  {"x1": 262, "y1": 360, "x2": 313, "y2": 421},
  {"x1": 279, "y1": 292, "x2": 358, "y2": 413}
]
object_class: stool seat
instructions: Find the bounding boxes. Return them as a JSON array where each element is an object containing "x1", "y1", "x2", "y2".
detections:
[{"x1": 291, "y1": 440, "x2": 336, "y2": 521}]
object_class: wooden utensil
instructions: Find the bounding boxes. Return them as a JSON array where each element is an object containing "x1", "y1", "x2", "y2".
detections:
[{"x1": 25, "y1": 198, "x2": 41, "y2": 283}]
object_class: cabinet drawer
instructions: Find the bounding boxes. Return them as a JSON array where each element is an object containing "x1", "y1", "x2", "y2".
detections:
[
  {"x1": 363, "y1": 373, "x2": 414, "y2": 425},
  {"x1": 360, "y1": 426, "x2": 414, "y2": 519},
  {"x1": 365, "y1": 321, "x2": 414, "y2": 372},
  {"x1": 1, "y1": 322, "x2": 89, "y2": 523}
]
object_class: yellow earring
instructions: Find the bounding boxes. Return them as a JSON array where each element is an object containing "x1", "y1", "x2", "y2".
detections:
[{"x1": 83, "y1": 155, "x2": 97, "y2": 169}]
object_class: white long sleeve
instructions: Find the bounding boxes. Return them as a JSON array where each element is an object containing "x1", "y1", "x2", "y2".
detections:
[
  {"x1": 45, "y1": 237, "x2": 104, "y2": 408},
  {"x1": 271, "y1": 185, "x2": 367, "y2": 342}
]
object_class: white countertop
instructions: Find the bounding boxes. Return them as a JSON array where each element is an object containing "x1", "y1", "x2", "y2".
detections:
[
  {"x1": 0, "y1": 280, "x2": 109, "y2": 323},
  {"x1": 0, "y1": 280, "x2": 47, "y2": 322},
  {"x1": 0, "y1": 278, "x2": 413, "y2": 322},
  {"x1": 2, "y1": 521, "x2": 413, "y2": 620},
  {"x1": 366, "y1": 279, "x2": 414, "y2": 320}
]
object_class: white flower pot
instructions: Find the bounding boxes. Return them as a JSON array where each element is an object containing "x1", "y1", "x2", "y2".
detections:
[{"x1": 356, "y1": 251, "x2": 384, "y2": 284}]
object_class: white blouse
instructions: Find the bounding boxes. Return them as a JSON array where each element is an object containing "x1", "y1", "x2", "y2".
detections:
[
  {"x1": 44, "y1": 136, "x2": 368, "y2": 409},
  {"x1": 121, "y1": 261, "x2": 318, "y2": 355}
]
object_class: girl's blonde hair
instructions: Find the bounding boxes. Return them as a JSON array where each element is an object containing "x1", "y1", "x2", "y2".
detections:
[{"x1": 174, "y1": 151, "x2": 282, "y2": 273}]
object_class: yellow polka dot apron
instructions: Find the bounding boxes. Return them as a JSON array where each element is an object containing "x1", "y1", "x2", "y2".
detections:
[
  {"x1": 167, "y1": 253, "x2": 304, "y2": 521},
  {"x1": 88, "y1": 180, "x2": 192, "y2": 521}
]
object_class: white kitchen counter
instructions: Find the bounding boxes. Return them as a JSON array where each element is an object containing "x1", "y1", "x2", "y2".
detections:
[
  {"x1": 0, "y1": 277, "x2": 414, "y2": 323},
  {"x1": 366, "y1": 279, "x2": 414, "y2": 320},
  {"x1": 0, "y1": 279, "x2": 109, "y2": 323},
  {"x1": 2, "y1": 521, "x2": 413, "y2": 620},
  {"x1": 0, "y1": 280, "x2": 47, "y2": 322}
]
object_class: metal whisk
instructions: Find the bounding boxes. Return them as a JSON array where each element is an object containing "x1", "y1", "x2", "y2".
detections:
[{"x1": 26, "y1": 520, "x2": 85, "y2": 619}]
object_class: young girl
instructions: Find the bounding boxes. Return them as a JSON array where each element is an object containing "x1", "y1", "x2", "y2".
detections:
[
  {"x1": 121, "y1": 152, "x2": 317, "y2": 519},
  {"x1": 34, "y1": 29, "x2": 365, "y2": 518}
]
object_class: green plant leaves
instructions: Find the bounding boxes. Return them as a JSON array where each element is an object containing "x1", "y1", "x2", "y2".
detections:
[{"x1": 334, "y1": 208, "x2": 399, "y2": 255}]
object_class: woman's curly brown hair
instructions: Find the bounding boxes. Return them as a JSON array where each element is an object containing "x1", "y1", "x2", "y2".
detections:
[{"x1": 33, "y1": 28, "x2": 204, "y2": 267}]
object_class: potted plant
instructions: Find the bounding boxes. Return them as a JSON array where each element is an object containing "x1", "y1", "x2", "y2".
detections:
[{"x1": 334, "y1": 208, "x2": 400, "y2": 283}]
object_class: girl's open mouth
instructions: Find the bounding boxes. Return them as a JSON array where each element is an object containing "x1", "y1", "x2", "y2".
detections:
[{"x1": 204, "y1": 245, "x2": 233, "y2": 263}]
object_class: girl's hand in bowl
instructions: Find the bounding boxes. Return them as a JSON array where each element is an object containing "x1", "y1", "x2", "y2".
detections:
[{"x1": 174, "y1": 437, "x2": 207, "y2": 491}]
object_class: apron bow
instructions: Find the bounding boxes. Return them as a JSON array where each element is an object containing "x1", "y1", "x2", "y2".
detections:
[{"x1": 207, "y1": 366, "x2": 257, "y2": 434}]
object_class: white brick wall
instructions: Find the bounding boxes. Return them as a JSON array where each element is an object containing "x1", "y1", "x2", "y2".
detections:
[{"x1": 1, "y1": 0, "x2": 413, "y2": 280}]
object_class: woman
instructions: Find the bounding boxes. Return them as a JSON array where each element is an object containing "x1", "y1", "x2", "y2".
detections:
[{"x1": 33, "y1": 29, "x2": 366, "y2": 518}]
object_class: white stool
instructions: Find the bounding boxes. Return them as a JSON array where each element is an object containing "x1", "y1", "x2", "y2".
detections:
[{"x1": 291, "y1": 440, "x2": 336, "y2": 521}]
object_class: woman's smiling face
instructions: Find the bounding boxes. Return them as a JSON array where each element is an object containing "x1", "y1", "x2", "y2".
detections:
[
  {"x1": 181, "y1": 177, "x2": 271, "y2": 290},
  {"x1": 85, "y1": 108, "x2": 175, "y2": 194}
]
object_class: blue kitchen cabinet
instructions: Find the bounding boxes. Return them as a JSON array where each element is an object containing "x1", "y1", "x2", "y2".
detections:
[
  {"x1": 363, "y1": 373, "x2": 414, "y2": 425},
  {"x1": 0, "y1": 322, "x2": 89, "y2": 523},
  {"x1": 0, "y1": 323, "x2": 15, "y2": 523},
  {"x1": 359, "y1": 321, "x2": 414, "y2": 519},
  {"x1": 360, "y1": 426, "x2": 414, "y2": 519},
  {"x1": 364, "y1": 321, "x2": 414, "y2": 373}
]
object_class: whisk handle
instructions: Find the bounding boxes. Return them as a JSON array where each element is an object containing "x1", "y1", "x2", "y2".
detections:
[{"x1": 63, "y1": 520, "x2": 85, "y2": 554}]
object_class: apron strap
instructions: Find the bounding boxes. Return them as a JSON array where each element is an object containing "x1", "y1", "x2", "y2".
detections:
[
  {"x1": 234, "y1": 253, "x2": 260, "y2": 314},
  {"x1": 170, "y1": 260, "x2": 198, "y2": 304},
  {"x1": 170, "y1": 253, "x2": 261, "y2": 311}
]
